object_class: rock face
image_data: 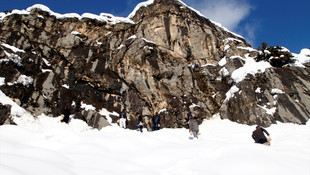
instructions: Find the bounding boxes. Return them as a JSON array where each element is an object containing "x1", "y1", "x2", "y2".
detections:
[{"x1": 0, "y1": 0, "x2": 309, "y2": 129}]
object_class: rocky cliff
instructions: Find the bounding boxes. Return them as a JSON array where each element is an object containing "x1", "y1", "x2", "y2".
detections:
[{"x1": 1, "y1": 0, "x2": 309, "y2": 129}]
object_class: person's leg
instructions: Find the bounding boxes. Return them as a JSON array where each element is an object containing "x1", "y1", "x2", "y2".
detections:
[
  {"x1": 124, "y1": 119, "x2": 126, "y2": 129},
  {"x1": 193, "y1": 131, "x2": 198, "y2": 138},
  {"x1": 258, "y1": 139, "x2": 267, "y2": 144},
  {"x1": 140, "y1": 126, "x2": 143, "y2": 133},
  {"x1": 121, "y1": 118, "x2": 126, "y2": 128}
]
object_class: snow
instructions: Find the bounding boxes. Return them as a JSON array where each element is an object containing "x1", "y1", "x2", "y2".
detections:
[
  {"x1": 128, "y1": 35, "x2": 137, "y2": 40},
  {"x1": 1, "y1": 51, "x2": 23, "y2": 66},
  {"x1": 218, "y1": 56, "x2": 227, "y2": 66},
  {"x1": 292, "y1": 48, "x2": 310, "y2": 67},
  {"x1": 0, "y1": 4, "x2": 134, "y2": 25},
  {"x1": 257, "y1": 105, "x2": 277, "y2": 115},
  {"x1": 255, "y1": 87, "x2": 261, "y2": 93},
  {"x1": 227, "y1": 48, "x2": 309, "y2": 84},
  {"x1": 0, "y1": 111, "x2": 309, "y2": 175},
  {"x1": 237, "y1": 46, "x2": 258, "y2": 52},
  {"x1": 99, "y1": 108, "x2": 119, "y2": 124},
  {"x1": 158, "y1": 108, "x2": 167, "y2": 114},
  {"x1": 0, "y1": 89, "x2": 310, "y2": 175},
  {"x1": 224, "y1": 85, "x2": 239, "y2": 102},
  {"x1": 142, "y1": 38, "x2": 156, "y2": 45},
  {"x1": 16, "y1": 75, "x2": 33, "y2": 87},
  {"x1": 127, "y1": 0, "x2": 155, "y2": 19},
  {"x1": 189, "y1": 103, "x2": 199, "y2": 108},
  {"x1": 62, "y1": 84, "x2": 70, "y2": 89},
  {"x1": 42, "y1": 58, "x2": 51, "y2": 66},
  {"x1": 219, "y1": 67, "x2": 229, "y2": 77},
  {"x1": 271, "y1": 88, "x2": 285, "y2": 94},
  {"x1": 80, "y1": 102, "x2": 96, "y2": 111},
  {"x1": 71, "y1": 31, "x2": 81, "y2": 35},
  {"x1": 0, "y1": 90, "x2": 31, "y2": 117},
  {"x1": 42, "y1": 69, "x2": 52, "y2": 73},
  {"x1": 116, "y1": 44, "x2": 125, "y2": 50},
  {"x1": 1, "y1": 43, "x2": 25, "y2": 53},
  {"x1": 231, "y1": 54, "x2": 272, "y2": 83},
  {"x1": 224, "y1": 38, "x2": 243, "y2": 44},
  {"x1": 0, "y1": 77, "x2": 5, "y2": 86}
]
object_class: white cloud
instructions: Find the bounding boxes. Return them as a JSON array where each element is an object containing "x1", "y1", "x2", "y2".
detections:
[
  {"x1": 184, "y1": 0, "x2": 256, "y2": 45},
  {"x1": 184, "y1": 0, "x2": 252, "y2": 31},
  {"x1": 240, "y1": 22, "x2": 257, "y2": 45}
]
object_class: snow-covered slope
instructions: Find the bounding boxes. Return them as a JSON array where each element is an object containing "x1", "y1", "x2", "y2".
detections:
[{"x1": 0, "y1": 95, "x2": 309, "y2": 175}]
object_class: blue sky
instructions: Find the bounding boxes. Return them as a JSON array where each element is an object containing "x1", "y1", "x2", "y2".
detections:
[{"x1": 1, "y1": 0, "x2": 309, "y2": 53}]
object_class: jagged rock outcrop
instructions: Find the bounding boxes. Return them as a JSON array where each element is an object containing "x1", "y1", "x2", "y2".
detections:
[
  {"x1": 0, "y1": 0, "x2": 309, "y2": 129},
  {"x1": 0, "y1": 104, "x2": 15, "y2": 125}
]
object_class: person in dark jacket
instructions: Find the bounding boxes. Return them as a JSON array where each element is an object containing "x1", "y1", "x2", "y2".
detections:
[
  {"x1": 184, "y1": 111, "x2": 192, "y2": 124},
  {"x1": 135, "y1": 112, "x2": 143, "y2": 133},
  {"x1": 152, "y1": 113, "x2": 160, "y2": 131},
  {"x1": 119, "y1": 109, "x2": 127, "y2": 129},
  {"x1": 252, "y1": 125, "x2": 270, "y2": 145},
  {"x1": 61, "y1": 105, "x2": 71, "y2": 124},
  {"x1": 189, "y1": 116, "x2": 199, "y2": 139}
]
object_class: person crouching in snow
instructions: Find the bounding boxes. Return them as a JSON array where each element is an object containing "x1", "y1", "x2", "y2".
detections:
[
  {"x1": 252, "y1": 125, "x2": 271, "y2": 145},
  {"x1": 189, "y1": 116, "x2": 199, "y2": 139},
  {"x1": 119, "y1": 109, "x2": 128, "y2": 129}
]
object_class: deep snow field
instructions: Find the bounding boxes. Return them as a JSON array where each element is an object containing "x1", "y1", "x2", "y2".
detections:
[{"x1": 0, "y1": 112, "x2": 309, "y2": 175}]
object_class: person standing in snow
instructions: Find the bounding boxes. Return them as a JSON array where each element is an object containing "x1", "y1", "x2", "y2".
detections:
[
  {"x1": 189, "y1": 116, "x2": 199, "y2": 139},
  {"x1": 136, "y1": 112, "x2": 143, "y2": 133},
  {"x1": 119, "y1": 109, "x2": 128, "y2": 129},
  {"x1": 61, "y1": 105, "x2": 71, "y2": 124},
  {"x1": 184, "y1": 111, "x2": 192, "y2": 125},
  {"x1": 252, "y1": 125, "x2": 271, "y2": 145},
  {"x1": 152, "y1": 112, "x2": 160, "y2": 131}
]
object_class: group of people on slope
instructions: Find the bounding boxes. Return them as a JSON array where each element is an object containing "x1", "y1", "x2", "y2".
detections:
[
  {"x1": 62, "y1": 106, "x2": 271, "y2": 145},
  {"x1": 118, "y1": 109, "x2": 160, "y2": 133},
  {"x1": 119, "y1": 110, "x2": 271, "y2": 144},
  {"x1": 119, "y1": 110, "x2": 199, "y2": 137}
]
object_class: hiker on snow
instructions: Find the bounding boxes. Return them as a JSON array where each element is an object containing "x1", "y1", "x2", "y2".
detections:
[
  {"x1": 61, "y1": 105, "x2": 71, "y2": 124},
  {"x1": 119, "y1": 109, "x2": 128, "y2": 129},
  {"x1": 184, "y1": 111, "x2": 192, "y2": 125},
  {"x1": 252, "y1": 125, "x2": 271, "y2": 145},
  {"x1": 189, "y1": 116, "x2": 199, "y2": 139},
  {"x1": 152, "y1": 113, "x2": 160, "y2": 131},
  {"x1": 136, "y1": 112, "x2": 143, "y2": 133}
]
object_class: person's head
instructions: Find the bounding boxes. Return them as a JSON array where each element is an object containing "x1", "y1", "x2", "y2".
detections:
[
  {"x1": 256, "y1": 125, "x2": 261, "y2": 129},
  {"x1": 64, "y1": 105, "x2": 68, "y2": 109},
  {"x1": 122, "y1": 109, "x2": 126, "y2": 112},
  {"x1": 136, "y1": 112, "x2": 141, "y2": 116},
  {"x1": 185, "y1": 111, "x2": 188, "y2": 114}
]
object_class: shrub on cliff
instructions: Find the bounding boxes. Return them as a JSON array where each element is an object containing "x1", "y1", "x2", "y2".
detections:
[{"x1": 255, "y1": 43, "x2": 295, "y2": 67}]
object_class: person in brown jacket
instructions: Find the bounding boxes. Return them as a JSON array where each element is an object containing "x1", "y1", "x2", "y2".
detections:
[{"x1": 252, "y1": 125, "x2": 270, "y2": 145}]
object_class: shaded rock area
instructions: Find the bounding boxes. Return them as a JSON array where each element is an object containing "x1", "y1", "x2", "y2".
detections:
[
  {"x1": 0, "y1": 0, "x2": 309, "y2": 129},
  {"x1": 0, "y1": 104, "x2": 15, "y2": 125}
]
